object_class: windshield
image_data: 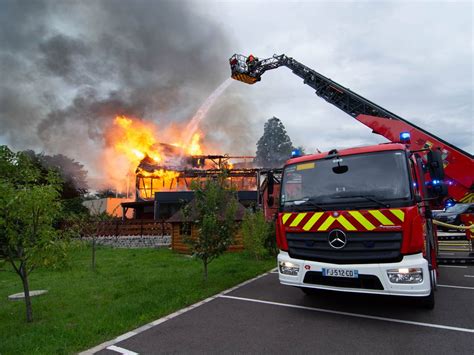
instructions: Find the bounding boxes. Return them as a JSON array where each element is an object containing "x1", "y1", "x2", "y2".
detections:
[
  {"x1": 445, "y1": 204, "x2": 469, "y2": 214},
  {"x1": 281, "y1": 150, "x2": 411, "y2": 207}
]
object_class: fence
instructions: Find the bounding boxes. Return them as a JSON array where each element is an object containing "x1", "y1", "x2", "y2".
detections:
[{"x1": 92, "y1": 220, "x2": 172, "y2": 237}]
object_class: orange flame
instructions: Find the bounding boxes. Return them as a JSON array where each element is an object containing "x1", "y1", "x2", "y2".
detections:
[
  {"x1": 103, "y1": 115, "x2": 206, "y2": 196},
  {"x1": 188, "y1": 133, "x2": 202, "y2": 155},
  {"x1": 111, "y1": 116, "x2": 160, "y2": 165},
  {"x1": 109, "y1": 115, "x2": 205, "y2": 164}
]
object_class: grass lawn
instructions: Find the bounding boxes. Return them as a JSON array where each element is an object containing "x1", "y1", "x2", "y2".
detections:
[{"x1": 0, "y1": 246, "x2": 275, "y2": 354}]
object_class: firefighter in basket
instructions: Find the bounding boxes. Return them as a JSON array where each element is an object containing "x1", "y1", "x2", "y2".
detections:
[{"x1": 246, "y1": 54, "x2": 258, "y2": 72}]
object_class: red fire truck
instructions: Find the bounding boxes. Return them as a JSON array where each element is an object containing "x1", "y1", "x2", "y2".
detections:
[{"x1": 229, "y1": 53, "x2": 474, "y2": 308}]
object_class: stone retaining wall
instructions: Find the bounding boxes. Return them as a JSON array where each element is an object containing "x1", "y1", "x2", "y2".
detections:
[{"x1": 82, "y1": 235, "x2": 171, "y2": 249}]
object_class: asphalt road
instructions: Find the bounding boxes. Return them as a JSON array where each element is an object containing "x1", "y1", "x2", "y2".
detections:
[{"x1": 90, "y1": 264, "x2": 474, "y2": 355}]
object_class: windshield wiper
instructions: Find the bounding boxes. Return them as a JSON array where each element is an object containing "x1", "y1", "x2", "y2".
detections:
[
  {"x1": 284, "y1": 197, "x2": 326, "y2": 211},
  {"x1": 333, "y1": 194, "x2": 390, "y2": 208}
]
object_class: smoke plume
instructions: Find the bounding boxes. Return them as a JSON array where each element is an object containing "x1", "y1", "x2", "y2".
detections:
[{"x1": 0, "y1": 0, "x2": 255, "y2": 188}]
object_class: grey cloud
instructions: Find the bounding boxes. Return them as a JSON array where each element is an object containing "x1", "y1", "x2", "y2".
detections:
[
  {"x1": 0, "y1": 0, "x2": 257, "y2": 187},
  {"x1": 1, "y1": 0, "x2": 471, "y2": 190},
  {"x1": 39, "y1": 34, "x2": 90, "y2": 83}
]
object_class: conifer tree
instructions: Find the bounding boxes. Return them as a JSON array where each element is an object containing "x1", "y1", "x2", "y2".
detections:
[{"x1": 255, "y1": 117, "x2": 294, "y2": 168}]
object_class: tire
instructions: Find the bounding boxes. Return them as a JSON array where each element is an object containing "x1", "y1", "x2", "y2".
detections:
[
  {"x1": 419, "y1": 269, "x2": 436, "y2": 309},
  {"x1": 419, "y1": 288, "x2": 435, "y2": 309},
  {"x1": 420, "y1": 221, "x2": 436, "y2": 309}
]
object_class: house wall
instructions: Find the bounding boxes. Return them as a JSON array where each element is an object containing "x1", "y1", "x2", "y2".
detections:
[
  {"x1": 171, "y1": 223, "x2": 244, "y2": 254},
  {"x1": 83, "y1": 198, "x2": 134, "y2": 218}
]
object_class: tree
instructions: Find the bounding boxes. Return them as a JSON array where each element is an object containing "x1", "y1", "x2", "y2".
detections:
[
  {"x1": 184, "y1": 175, "x2": 238, "y2": 281},
  {"x1": 95, "y1": 188, "x2": 126, "y2": 199},
  {"x1": 0, "y1": 146, "x2": 68, "y2": 322},
  {"x1": 70, "y1": 205, "x2": 114, "y2": 272},
  {"x1": 23, "y1": 150, "x2": 89, "y2": 199},
  {"x1": 22, "y1": 151, "x2": 89, "y2": 217},
  {"x1": 255, "y1": 117, "x2": 294, "y2": 168}
]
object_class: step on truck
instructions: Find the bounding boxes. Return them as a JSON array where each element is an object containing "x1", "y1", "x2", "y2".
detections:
[{"x1": 229, "y1": 53, "x2": 474, "y2": 307}]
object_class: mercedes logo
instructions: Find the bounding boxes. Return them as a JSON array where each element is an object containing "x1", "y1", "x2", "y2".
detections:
[{"x1": 328, "y1": 229, "x2": 347, "y2": 249}]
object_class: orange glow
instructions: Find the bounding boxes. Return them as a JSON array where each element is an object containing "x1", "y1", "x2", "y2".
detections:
[
  {"x1": 103, "y1": 115, "x2": 206, "y2": 196},
  {"x1": 108, "y1": 115, "x2": 205, "y2": 166},
  {"x1": 188, "y1": 133, "x2": 202, "y2": 155},
  {"x1": 137, "y1": 168, "x2": 180, "y2": 179},
  {"x1": 111, "y1": 116, "x2": 160, "y2": 166}
]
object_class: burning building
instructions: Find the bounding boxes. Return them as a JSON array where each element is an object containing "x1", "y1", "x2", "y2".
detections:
[
  {"x1": 124, "y1": 152, "x2": 259, "y2": 220},
  {"x1": 108, "y1": 115, "x2": 260, "y2": 220}
]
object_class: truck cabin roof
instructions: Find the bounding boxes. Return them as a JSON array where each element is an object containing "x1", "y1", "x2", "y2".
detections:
[{"x1": 286, "y1": 143, "x2": 408, "y2": 165}]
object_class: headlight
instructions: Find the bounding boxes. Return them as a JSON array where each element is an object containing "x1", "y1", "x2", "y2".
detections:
[
  {"x1": 387, "y1": 268, "x2": 423, "y2": 284},
  {"x1": 279, "y1": 261, "x2": 300, "y2": 276}
]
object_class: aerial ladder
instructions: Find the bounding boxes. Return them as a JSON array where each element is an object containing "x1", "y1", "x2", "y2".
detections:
[{"x1": 230, "y1": 53, "x2": 474, "y2": 262}]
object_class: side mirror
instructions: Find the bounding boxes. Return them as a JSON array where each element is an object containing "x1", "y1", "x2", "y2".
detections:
[
  {"x1": 438, "y1": 183, "x2": 448, "y2": 197},
  {"x1": 267, "y1": 196, "x2": 274, "y2": 207},
  {"x1": 427, "y1": 181, "x2": 448, "y2": 199},
  {"x1": 267, "y1": 172, "x2": 274, "y2": 195},
  {"x1": 427, "y1": 149, "x2": 445, "y2": 181},
  {"x1": 427, "y1": 149, "x2": 448, "y2": 198}
]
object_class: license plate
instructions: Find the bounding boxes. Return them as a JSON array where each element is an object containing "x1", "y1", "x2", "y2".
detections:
[{"x1": 322, "y1": 268, "x2": 359, "y2": 278}]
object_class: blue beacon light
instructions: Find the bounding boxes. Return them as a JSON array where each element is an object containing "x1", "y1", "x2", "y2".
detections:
[
  {"x1": 399, "y1": 132, "x2": 411, "y2": 143},
  {"x1": 291, "y1": 149, "x2": 302, "y2": 158}
]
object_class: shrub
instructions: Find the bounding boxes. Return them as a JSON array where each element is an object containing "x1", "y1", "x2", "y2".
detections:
[
  {"x1": 242, "y1": 211, "x2": 273, "y2": 260},
  {"x1": 264, "y1": 221, "x2": 278, "y2": 257}
]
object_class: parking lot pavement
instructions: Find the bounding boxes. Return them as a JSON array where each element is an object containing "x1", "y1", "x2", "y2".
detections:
[{"x1": 92, "y1": 266, "x2": 474, "y2": 355}]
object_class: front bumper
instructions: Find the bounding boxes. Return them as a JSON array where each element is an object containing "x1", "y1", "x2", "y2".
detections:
[{"x1": 278, "y1": 251, "x2": 431, "y2": 297}]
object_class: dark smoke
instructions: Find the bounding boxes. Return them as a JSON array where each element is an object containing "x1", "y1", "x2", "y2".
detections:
[{"x1": 0, "y1": 0, "x2": 255, "y2": 186}]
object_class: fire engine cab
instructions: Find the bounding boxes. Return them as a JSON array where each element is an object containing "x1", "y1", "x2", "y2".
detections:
[{"x1": 275, "y1": 142, "x2": 441, "y2": 308}]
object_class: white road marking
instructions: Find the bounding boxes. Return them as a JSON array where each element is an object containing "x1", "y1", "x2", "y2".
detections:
[
  {"x1": 106, "y1": 345, "x2": 139, "y2": 355},
  {"x1": 219, "y1": 295, "x2": 474, "y2": 334},
  {"x1": 438, "y1": 284, "x2": 474, "y2": 290},
  {"x1": 439, "y1": 265, "x2": 468, "y2": 269},
  {"x1": 464, "y1": 275, "x2": 474, "y2": 278}
]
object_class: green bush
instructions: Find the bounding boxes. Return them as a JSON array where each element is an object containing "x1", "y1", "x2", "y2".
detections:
[
  {"x1": 264, "y1": 221, "x2": 278, "y2": 257},
  {"x1": 242, "y1": 211, "x2": 274, "y2": 260}
]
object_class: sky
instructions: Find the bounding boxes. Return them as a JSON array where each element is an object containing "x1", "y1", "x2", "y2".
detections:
[
  {"x1": 201, "y1": 0, "x2": 473, "y2": 153},
  {"x1": 0, "y1": 0, "x2": 472, "y2": 185}
]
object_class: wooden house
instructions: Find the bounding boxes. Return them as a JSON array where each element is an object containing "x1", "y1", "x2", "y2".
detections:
[{"x1": 167, "y1": 200, "x2": 247, "y2": 254}]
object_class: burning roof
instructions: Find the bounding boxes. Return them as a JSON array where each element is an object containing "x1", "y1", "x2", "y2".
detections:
[{"x1": 103, "y1": 114, "x2": 257, "y2": 200}]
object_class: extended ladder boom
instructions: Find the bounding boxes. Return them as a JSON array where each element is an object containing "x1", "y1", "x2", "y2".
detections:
[{"x1": 229, "y1": 54, "x2": 474, "y2": 203}]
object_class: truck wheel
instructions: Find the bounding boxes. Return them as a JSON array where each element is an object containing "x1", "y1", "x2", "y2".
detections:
[
  {"x1": 419, "y1": 270, "x2": 436, "y2": 309},
  {"x1": 419, "y1": 288, "x2": 435, "y2": 309}
]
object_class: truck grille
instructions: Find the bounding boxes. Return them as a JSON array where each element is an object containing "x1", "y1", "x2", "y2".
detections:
[
  {"x1": 287, "y1": 232, "x2": 402, "y2": 264},
  {"x1": 303, "y1": 271, "x2": 384, "y2": 290}
]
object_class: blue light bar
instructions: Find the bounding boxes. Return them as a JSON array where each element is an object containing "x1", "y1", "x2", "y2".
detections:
[
  {"x1": 399, "y1": 132, "x2": 411, "y2": 142},
  {"x1": 291, "y1": 149, "x2": 302, "y2": 158}
]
